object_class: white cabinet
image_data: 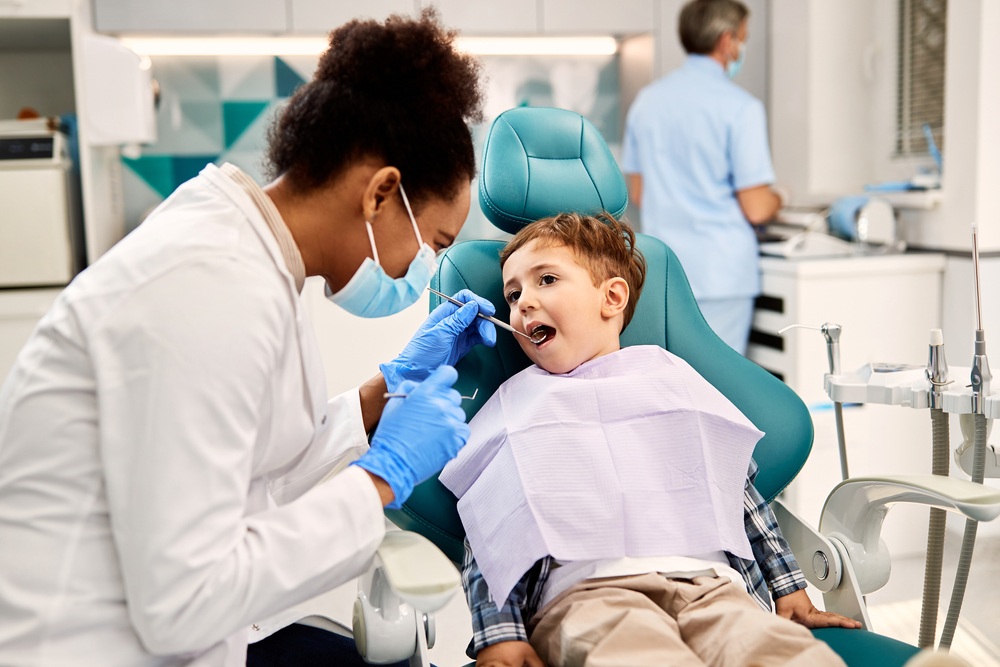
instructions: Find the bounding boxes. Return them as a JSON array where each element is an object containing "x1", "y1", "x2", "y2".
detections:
[
  {"x1": 748, "y1": 253, "x2": 946, "y2": 558},
  {"x1": 0, "y1": 0, "x2": 71, "y2": 18},
  {"x1": 290, "y1": 0, "x2": 416, "y2": 33},
  {"x1": 93, "y1": 0, "x2": 288, "y2": 32},
  {"x1": 426, "y1": 0, "x2": 538, "y2": 34},
  {"x1": 541, "y1": 0, "x2": 653, "y2": 34},
  {"x1": 0, "y1": 289, "x2": 60, "y2": 383}
]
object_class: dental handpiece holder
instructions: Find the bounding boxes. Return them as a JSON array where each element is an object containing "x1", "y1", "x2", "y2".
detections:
[{"x1": 823, "y1": 345, "x2": 1000, "y2": 478}]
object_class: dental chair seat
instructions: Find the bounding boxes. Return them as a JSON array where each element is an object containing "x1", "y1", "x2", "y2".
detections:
[{"x1": 384, "y1": 107, "x2": 922, "y2": 667}]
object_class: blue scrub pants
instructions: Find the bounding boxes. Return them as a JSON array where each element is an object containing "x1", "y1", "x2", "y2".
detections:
[
  {"x1": 697, "y1": 297, "x2": 755, "y2": 356},
  {"x1": 246, "y1": 624, "x2": 410, "y2": 667}
]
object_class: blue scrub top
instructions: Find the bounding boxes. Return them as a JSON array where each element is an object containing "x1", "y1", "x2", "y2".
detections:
[{"x1": 622, "y1": 55, "x2": 774, "y2": 301}]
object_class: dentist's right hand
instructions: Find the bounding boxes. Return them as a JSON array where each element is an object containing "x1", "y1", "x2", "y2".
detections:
[{"x1": 353, "y1": 365, "x2": 470, "y2": 509}]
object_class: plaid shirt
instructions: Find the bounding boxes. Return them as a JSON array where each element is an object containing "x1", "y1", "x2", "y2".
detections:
[{"x1": 461, "y1": 458, "x2": 807, "y2": 659}]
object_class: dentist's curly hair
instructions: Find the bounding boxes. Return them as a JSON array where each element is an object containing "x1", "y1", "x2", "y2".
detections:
[
  {"x1": 265, "y1": 8, "x2": 484, "y2": 207},
  {"x1": 499, "y1": 212, "x2": 647, "y2": 333}
]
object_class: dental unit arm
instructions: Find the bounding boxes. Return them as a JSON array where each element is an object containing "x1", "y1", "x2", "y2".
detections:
[{"x1": 780, "y1": 222, "x2": 1000, "y2": 651}]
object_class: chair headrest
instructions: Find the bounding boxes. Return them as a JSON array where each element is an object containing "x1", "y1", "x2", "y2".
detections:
[{"x1": 478, "y1": 107, "x2": 629, "y2": 234}]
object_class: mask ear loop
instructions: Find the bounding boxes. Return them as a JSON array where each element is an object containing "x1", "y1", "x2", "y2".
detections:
[
  {"x1": 397, "y1": 183, "x2": 426, "y2": 248},
  {"x1": 364, "y1": 219, "x2": 380, "y2": 266}
]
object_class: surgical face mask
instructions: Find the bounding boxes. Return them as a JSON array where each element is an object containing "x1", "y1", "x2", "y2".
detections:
[
  {"x1": 326, "y1": 183, "x2": 437, "y2": 318},
  {"x1": 727, "y1": 41, "x2": 746, "y2": 79}
]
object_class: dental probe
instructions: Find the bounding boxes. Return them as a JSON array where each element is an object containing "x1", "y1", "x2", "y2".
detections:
[
  {"x1": 427, "y1": 287, "x2": 543, "y2": 342},
  {"x1": 384, "y1": 388, "x2": 479, "y2": 401}
]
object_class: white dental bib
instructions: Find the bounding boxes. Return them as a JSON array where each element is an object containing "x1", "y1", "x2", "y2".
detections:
[{"x1": 439, "y1": 345, "x2": 763, "y2": 608}]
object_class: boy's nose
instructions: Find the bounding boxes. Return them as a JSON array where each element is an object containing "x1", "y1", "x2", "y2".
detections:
[{"x1": 518, "y1": 292, "x2": 539, "y2": 312}]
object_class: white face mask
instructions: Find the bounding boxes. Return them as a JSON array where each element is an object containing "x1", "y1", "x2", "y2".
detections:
[{"x1": 325, "y1": 183, "x2": 437, "y2": 318}]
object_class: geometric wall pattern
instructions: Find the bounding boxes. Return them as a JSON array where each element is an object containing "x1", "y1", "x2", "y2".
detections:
[
  {"x1": 122, "y1": 55, "x2": 310, "y2": 230},
  {"x1": 121, "y1": 52, "x2": 620, "y2": 239}
]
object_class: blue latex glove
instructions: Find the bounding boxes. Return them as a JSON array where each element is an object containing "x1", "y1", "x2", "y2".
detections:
[
  {"x1": 380, "y1": 289, "x2": 497, "y2": 392},
  {"x1": 353, "y1": 365, "x2": 470, "y2": 509}
]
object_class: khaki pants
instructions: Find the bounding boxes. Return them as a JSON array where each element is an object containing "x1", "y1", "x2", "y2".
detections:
[{"x1": 527, "y1": 573, "x2": 846, "y2": 667}]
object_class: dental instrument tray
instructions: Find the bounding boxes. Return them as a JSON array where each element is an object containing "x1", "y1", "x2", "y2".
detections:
[{"x1": 825, "y1": 362, "x2": 1000, "y2": 417}]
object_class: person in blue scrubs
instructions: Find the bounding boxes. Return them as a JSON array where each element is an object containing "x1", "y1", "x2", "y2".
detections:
[{"x1": 622, "y1": 0, "x2": 785, "y2": 355}]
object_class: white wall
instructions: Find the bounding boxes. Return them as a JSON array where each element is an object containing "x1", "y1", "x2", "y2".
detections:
[{"x1": 770, "y1": 0, "x2": 877, "y2": 203}]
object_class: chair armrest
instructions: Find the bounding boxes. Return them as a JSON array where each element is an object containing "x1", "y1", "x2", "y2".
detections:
[
  {"x1": 819, "y1": 475, "x2": 1000, "y2": 595},
  {"x1": 375, "y1": 530, "x2": 462, "y2": 613}
]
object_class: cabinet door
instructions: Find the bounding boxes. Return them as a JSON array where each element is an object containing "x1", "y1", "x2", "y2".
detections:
[
  {"x1": 0, "y1": 0, "x2": 71, "y2": 18},
  {"x1": 427, "y1": 0, "x2": 538, "y2": 34},
  {"x1": 541, "y1": 0, "x2": 653, "y2": 34},
  {"x1": 93, "y1": 0, "x2": 288, "y2": 32},
  {"x1": 290, "y1": 0, "x2": 415, "y2": 33}
]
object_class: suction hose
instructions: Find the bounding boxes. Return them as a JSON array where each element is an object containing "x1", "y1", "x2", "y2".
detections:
[
  {"x1": 918, "y1": 408, "x2": 950, "y2": 649},
  {"x1": 938, "y1": 412, "x2": 988, "y2": 649}
]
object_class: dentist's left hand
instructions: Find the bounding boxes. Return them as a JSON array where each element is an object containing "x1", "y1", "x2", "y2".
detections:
[
  {"x1": 380, "y1": 289, "x2": 497, "y2": 392},
  {"x1": 353, "y1": 365, "x2": 470, "y2": 509}
]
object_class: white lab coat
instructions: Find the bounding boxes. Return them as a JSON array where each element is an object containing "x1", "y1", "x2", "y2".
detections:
[{"x1": 0, "y1": 165, "x2": 386, "y2": 666}]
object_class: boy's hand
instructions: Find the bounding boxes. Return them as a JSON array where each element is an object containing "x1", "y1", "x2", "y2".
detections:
[
  {"x1": 476, "y1": 641, "x2": 545, "y2": 667},
  {"x1": 774, "y1": 589, "x2": 863, "y2": 629}
]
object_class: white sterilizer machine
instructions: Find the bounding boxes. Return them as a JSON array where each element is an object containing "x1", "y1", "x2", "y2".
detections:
[{"x1": 0, "y1": 118, "x2": 84, "y2": 288}]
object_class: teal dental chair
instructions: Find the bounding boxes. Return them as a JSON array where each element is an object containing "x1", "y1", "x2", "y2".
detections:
[{"x1": 376, "y1": 107, "x2": 1000, "y2": 666}]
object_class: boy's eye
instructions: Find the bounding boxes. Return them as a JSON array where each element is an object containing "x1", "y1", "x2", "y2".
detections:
[
  {"x1": 540, "y1": 274, "x2": 557, "y2": 286},
  {"x1": 506, "y1": 290, "x2": 521, "y2": 304}
]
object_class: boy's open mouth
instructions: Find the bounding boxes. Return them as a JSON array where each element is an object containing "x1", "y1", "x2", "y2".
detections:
[{"x1": 530, "y1": 324, "x2": 556, "y2": 346}]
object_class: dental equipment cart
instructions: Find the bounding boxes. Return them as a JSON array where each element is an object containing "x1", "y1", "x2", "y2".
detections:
[
  {"x1": 750, "y1": 253, "x2": 947, "y2": 556},
  {"x1": 788, "y1": 225, "x2": 1000, "y2": 653}
]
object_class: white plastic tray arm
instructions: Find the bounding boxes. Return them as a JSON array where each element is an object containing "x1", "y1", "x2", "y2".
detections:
[
  {"x1": 353, "y1": 531, "x2": 462, "y2": 666},
  {"x1": 775, "y1": 475, "x2": 1000, "y2": 630}
]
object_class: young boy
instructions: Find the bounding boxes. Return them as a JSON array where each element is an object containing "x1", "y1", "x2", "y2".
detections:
[{"x1": 439, "y1": 212, "x2": 860, "y2": 667}]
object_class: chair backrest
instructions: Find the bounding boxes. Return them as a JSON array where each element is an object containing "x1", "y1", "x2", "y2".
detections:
[{"x1": 385, "y1": 107, "x2": 814, "y2": 563}]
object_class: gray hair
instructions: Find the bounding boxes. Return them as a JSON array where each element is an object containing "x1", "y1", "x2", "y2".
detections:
[{"x1": 678, "y1": 0, "x2": 749, "y2": 55}]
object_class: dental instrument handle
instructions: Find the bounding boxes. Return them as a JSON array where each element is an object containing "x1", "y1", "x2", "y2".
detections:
[
  {"x1": 779, "y1": 322, "x2": 849, "y2": 479},
  {"x1": 940, "y1": 223, "x2": 991, "y2": 649},
  {"x1": 970, "y1": 223, "x2": 991, "y2": 413},
  {"x1": 427, "y1": 288, "x2": 532, "y2": 340},
  {"x1": 973, "y1": 222, "x2": 983, "y2": 331},
  {"x1": 824, "y1": 323, "x2": 849, "y2": 479},
  {"x1": 821, "y1": 323, "x2": 843, "y2": 376}
]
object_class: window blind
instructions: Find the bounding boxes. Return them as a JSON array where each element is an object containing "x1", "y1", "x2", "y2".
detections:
[{"x1": 897, "y1": 0, "x2": 947, "y2": 156}]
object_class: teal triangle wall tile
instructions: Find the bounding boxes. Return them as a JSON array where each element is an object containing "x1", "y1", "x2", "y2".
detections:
[
  {"x1": 123, "y1": 155, "x2": 175, "y2": 199},
  {"x1": 275, "y1": 56, "x2": 307, "y2": 98},
  {"x1": 223, "y1": 101, "x2": 270, "y2": 149},
  {"x1": 172, "y1": 155, "x2": 220, "y2": 189},
  {"x1": 225, "y1": 100, "x2": 283, "y2": 154}
]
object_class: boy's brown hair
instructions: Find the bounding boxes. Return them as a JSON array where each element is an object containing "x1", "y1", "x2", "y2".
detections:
[{"x1": 499, "y1": 212, "x2": 647, "y2": 332}]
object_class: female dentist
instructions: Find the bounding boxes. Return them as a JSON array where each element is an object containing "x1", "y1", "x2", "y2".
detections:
[{"x1": 0, "y1": 11, "x2": 490, "y2": 667}]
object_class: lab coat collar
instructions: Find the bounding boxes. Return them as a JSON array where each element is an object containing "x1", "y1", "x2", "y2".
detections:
[
  {"x1": 684, "y1": 54, "x2": 728, "y2": 80},
  {"x1": 198, "y1": 163, "x2": 328, "y2": 431}
]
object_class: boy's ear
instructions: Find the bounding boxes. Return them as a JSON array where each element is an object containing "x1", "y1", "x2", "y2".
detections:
[{"x1": 601, "y1": 277, "x2": 630, "y2": 320}]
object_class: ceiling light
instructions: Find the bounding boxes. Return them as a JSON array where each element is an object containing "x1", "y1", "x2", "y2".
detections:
[{"x1": 120, "y1": 35, "x2": 618, "y2": 57}]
